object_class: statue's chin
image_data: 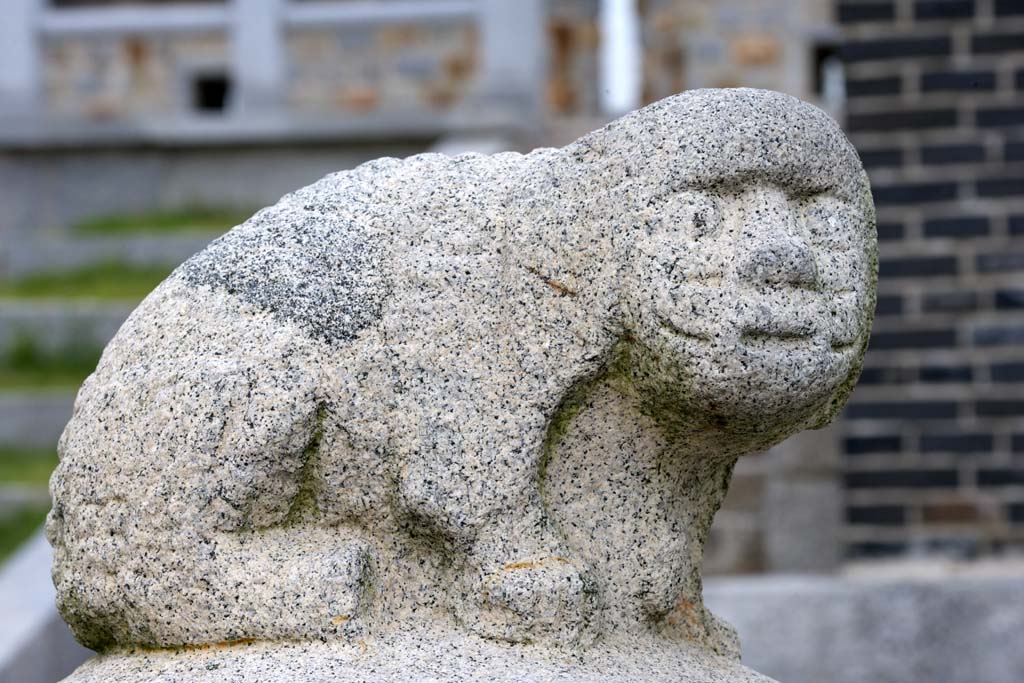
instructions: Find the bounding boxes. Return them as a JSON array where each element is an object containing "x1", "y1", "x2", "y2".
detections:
[{"x1": 626, "y1": 340, "x2": 849, "y2": 449}]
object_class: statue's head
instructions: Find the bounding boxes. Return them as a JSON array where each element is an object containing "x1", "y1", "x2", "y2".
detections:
[{"x1": 586, "y1": 89, "x2": 876, "y2": 449}]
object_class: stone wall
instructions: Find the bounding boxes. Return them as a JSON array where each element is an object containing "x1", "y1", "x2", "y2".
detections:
[
  {"x1": 34, "y1": 1, "x2": 602, "y2": 122},
  {"x1": 638, "y1": 0, "x2": 837, "y2": 105},
  {"x1": 42, "y1": 31, "x2": 229, "y2": 120},
  {"x1": 836, "y1": 0, "x2": 1024, "y2": 558},
  {"x1": 286, "y1": 22, "x2": 478, "y2": 115}
]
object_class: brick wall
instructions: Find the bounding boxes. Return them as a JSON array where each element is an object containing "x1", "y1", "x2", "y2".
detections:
[{"x1": 837, "y1": 0, "x2": 1024, "y2": 558}]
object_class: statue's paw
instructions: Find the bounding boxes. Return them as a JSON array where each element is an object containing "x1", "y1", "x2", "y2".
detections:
[{"x1": 467, "y1": 557, "x2": 598, "y2": 646}]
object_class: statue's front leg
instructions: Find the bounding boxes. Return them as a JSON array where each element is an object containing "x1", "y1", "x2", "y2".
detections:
[
  {"x1": 463, "y1": 499, "x2": 599, "y2": 646},
  {"x1": 396, "y1": 411, "x2": 599, "y2": 646}
]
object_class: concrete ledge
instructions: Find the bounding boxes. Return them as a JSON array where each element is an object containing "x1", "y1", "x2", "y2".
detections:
[
  {"x1": 286, "y1": 0, "x2": 474, "y2": 27},
  {"x1": 706, "y1": 572, "x2": 1024, "y2": 683},
  {"x1": 0, "y1": 113, "x2": 495, "y2": 150},
  {"x1": 0, "y1": 300, "x2": 133, "y2": 356},
  {"x1": 40, "y1": 4, "x2": 229, "y2": 36},
  {"x1": 1, "y1": 232, "x2": 213, "y2": 278},
  {"x1": 0, "y1": 392, "x2": 75, "y2": 450},
  {"x1": 0, "y1": 532, "x2": 92, "y2": 683}
]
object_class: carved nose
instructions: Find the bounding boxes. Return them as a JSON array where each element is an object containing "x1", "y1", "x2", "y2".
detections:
[
  {"x1": 735, "y1": 189, "x2": 818, "y2": 288},
  {"x1": 737, "y1": 238, "x2": 818, "y2": 287}
]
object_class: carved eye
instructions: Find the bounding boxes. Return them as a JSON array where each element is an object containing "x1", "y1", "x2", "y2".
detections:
[
  {"x1": 659, "y1": 191, "x2": 722, "y2": 240},
  {"x1": 800, "y1": 195, "x2": 858, "y2": 251}
]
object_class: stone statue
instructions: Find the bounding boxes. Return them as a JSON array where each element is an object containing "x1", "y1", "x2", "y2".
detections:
[{"x1": 49, "y1": 89, "x2": 876, "y2": 682}]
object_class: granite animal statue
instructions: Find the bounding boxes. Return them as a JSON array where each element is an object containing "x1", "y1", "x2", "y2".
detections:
[{"x1": 49, "y1": 89, "x2": 876, "y2": 682}]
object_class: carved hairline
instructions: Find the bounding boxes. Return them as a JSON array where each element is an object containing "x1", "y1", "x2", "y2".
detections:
[{"x1": 565, "y1": 88, "x2": 868, "y2": 207}]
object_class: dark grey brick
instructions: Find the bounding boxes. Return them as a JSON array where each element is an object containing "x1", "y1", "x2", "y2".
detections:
[
  {"x1": 845, "y1": 469, "x2": 959, "y2": 488},
  {"x1": 839, "y1": 2, "x2": 896, "y2": 22},
  {"x1": 848, "y1": 108, "x2": 956, "y2": 131},
  {"x1": 976, "y1": 400, "x2": 1024, "y2": 416},
  {"x1": 992, "y1": 361, "x2": 1024, "y2": 381},
  {"x1": 842, "y1": 36, "x2": 951, "y2": 62},
  {"x1": 847, "y1": 505, "x2": 906, "y2": 525},
  {"x1": 848, "y1": 541, "x2": 907, "y2": 558},
  {"x1": 922, "y1": 290, "x2": 977, "y2": 312},
  {"x1": 1008, "y1": 142, "x2": 1024, "y2": 161},
  {"x1": 995, "y1": 0, "x2": 1024, "y2": 16},
  {"x1": 1013, "y1": 434, "x2": 1024, "y2": 452},
  {"x1": 977, "y1": 468, "x2": 1024, "y2": 486},
  {"x1": 873, "y1": 182, "x2": 957, "y2": 205},
  {"x1": 1010, "y1": 215, "x2": 1024, "y2": 235},
  {"x1": 847, "y1": 401, "x2": 958, "y2": 419},
  {"x1": 846, "y1": 75, "x2": 902, "y2": 97},
  {"x1": 920, "y1": 365, "x2": 973, "y2": 382},
  {"x1": 1008, "y1": 504, "x2": 1024, "y2": 522},
  {"x1": 995, "y1": 289, "x2": 1024, "y2": 309},
  {"x1": 921, "y1": 143, "x2": 985, "y2": 164},
  {"x1": 844, "y1": 435, "x2": 903, "y2": 454},
  {"x1": 876, "y1": 222, "x2": 905, "y2": 240},
  {"x1": 920, "y1": 432, "x2": 993, "y2": 453},
  {"x1": 921, "y1": 70, "x2": 995, "y2": 91},
  {"x1": 1017, "y1": 68, "x2": 1024, "y2": 89},
  {"x1": 972, "y1": 32, "x2": 1024, "y2": 54},
  {"x1": 977, "y1": 107, "x2": 1024, "y2": 127},
  {"x1": 977, "y1": 252, "x2": 1024, "y2": 272},
  {"x1": 974, "y1": 325, "x2": 1024, "y2": 346},
  {"x1": 923, "y1": 216, "x2": 989, "y2": 238},
  {"x1": 977, "y1": 177, "x2": 1024, "y2": 197},
  {"x1": 875, "y1": 294, "x2": 903, "y2": 316},
  {"x1": 880, "y1": 255, "x2": 957, "y2": 277},
  {"x1": 870, "y1": 329, "x2": 957, "y2": 349},
  {"x1": 857, "y1": 366, "x2": 916, "y2": 384},
  {"x1": 859, "y1": 148, "x2": 903, "y2": 168},
  {"x1": 915, "y1": 0, "x2": 975, "y2": 19}
]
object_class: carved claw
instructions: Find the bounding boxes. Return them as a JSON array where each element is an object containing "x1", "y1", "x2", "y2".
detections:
[{"x1": 466, "y1": 556, "x2": 599, "y2": 647}]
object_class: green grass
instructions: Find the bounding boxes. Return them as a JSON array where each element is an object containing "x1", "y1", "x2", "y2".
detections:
[
  {"x1": 0, "y1": 505, "x2": 50, "y2": 564},
  {"x1": 0, "y1": 334, "x2": 102, "y2": 389},
  {"x1": 0, "y1": 447, "x2": 59, "y2": 487},
  {"x1": 73, "y1": 207, "x2": 252, "y2": 236},
  {"x1": 0, "y1": 261, "x2": 175, "y2": 301}
]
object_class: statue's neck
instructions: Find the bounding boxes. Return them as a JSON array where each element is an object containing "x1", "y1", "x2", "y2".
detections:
[{"x1": 541, "y1": 375, "x2": 739, "y2": 654}]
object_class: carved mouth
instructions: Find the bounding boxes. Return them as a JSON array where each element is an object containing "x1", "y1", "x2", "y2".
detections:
[
  {"x1": 829, "y1": 338, "x2": 859, "y2": 353},
  {"x1": 739, "y1": 329, "x2": 813, "y2": 349},
  {"x1": 659, "y1": 315, "x2": 857, "y2": 355}
]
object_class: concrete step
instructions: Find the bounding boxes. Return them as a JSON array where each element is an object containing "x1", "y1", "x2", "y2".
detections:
[
  {"x1": 0, "y1": 300, "x2": 132, "y2": 354},
  {"x1": 1, "y1": 232, "x2": 216, "y2": 279},
  {"x1": 0, "y1": 485, "x2": 50, "y2": 517},
  {"x1": 0, "y1": 532, "x2": 93, "y2": 683},
  {"x1": 0, "y1": 392, "x2": 74, "y2": 450}
]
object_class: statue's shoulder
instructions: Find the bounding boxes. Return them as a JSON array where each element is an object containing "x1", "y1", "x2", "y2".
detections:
[
  {"x1": 174, "y1": 150, "x2": 528, "y2": 345},
  {"x1": 176, "y1": 160, "x2": 410, "y2": 346}
]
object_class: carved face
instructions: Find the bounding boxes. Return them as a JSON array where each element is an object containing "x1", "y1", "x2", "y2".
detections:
[{"x1": 623, "y1": 180, "x2": 875, "y2": 441}]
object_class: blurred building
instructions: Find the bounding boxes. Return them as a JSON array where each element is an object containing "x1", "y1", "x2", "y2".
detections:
[{"x1": 0, "y1": 0, "x2": 1022, "y2": 575}]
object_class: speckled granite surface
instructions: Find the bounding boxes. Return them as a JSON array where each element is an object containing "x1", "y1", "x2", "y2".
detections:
[{"x1": 50, "y1": 89, "x2": 875, "y2": 682}]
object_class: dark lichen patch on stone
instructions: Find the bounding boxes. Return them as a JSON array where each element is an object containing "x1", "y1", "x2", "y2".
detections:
[{"x1": 181, "y1": 200, "x2": 390, "y2": 346}]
